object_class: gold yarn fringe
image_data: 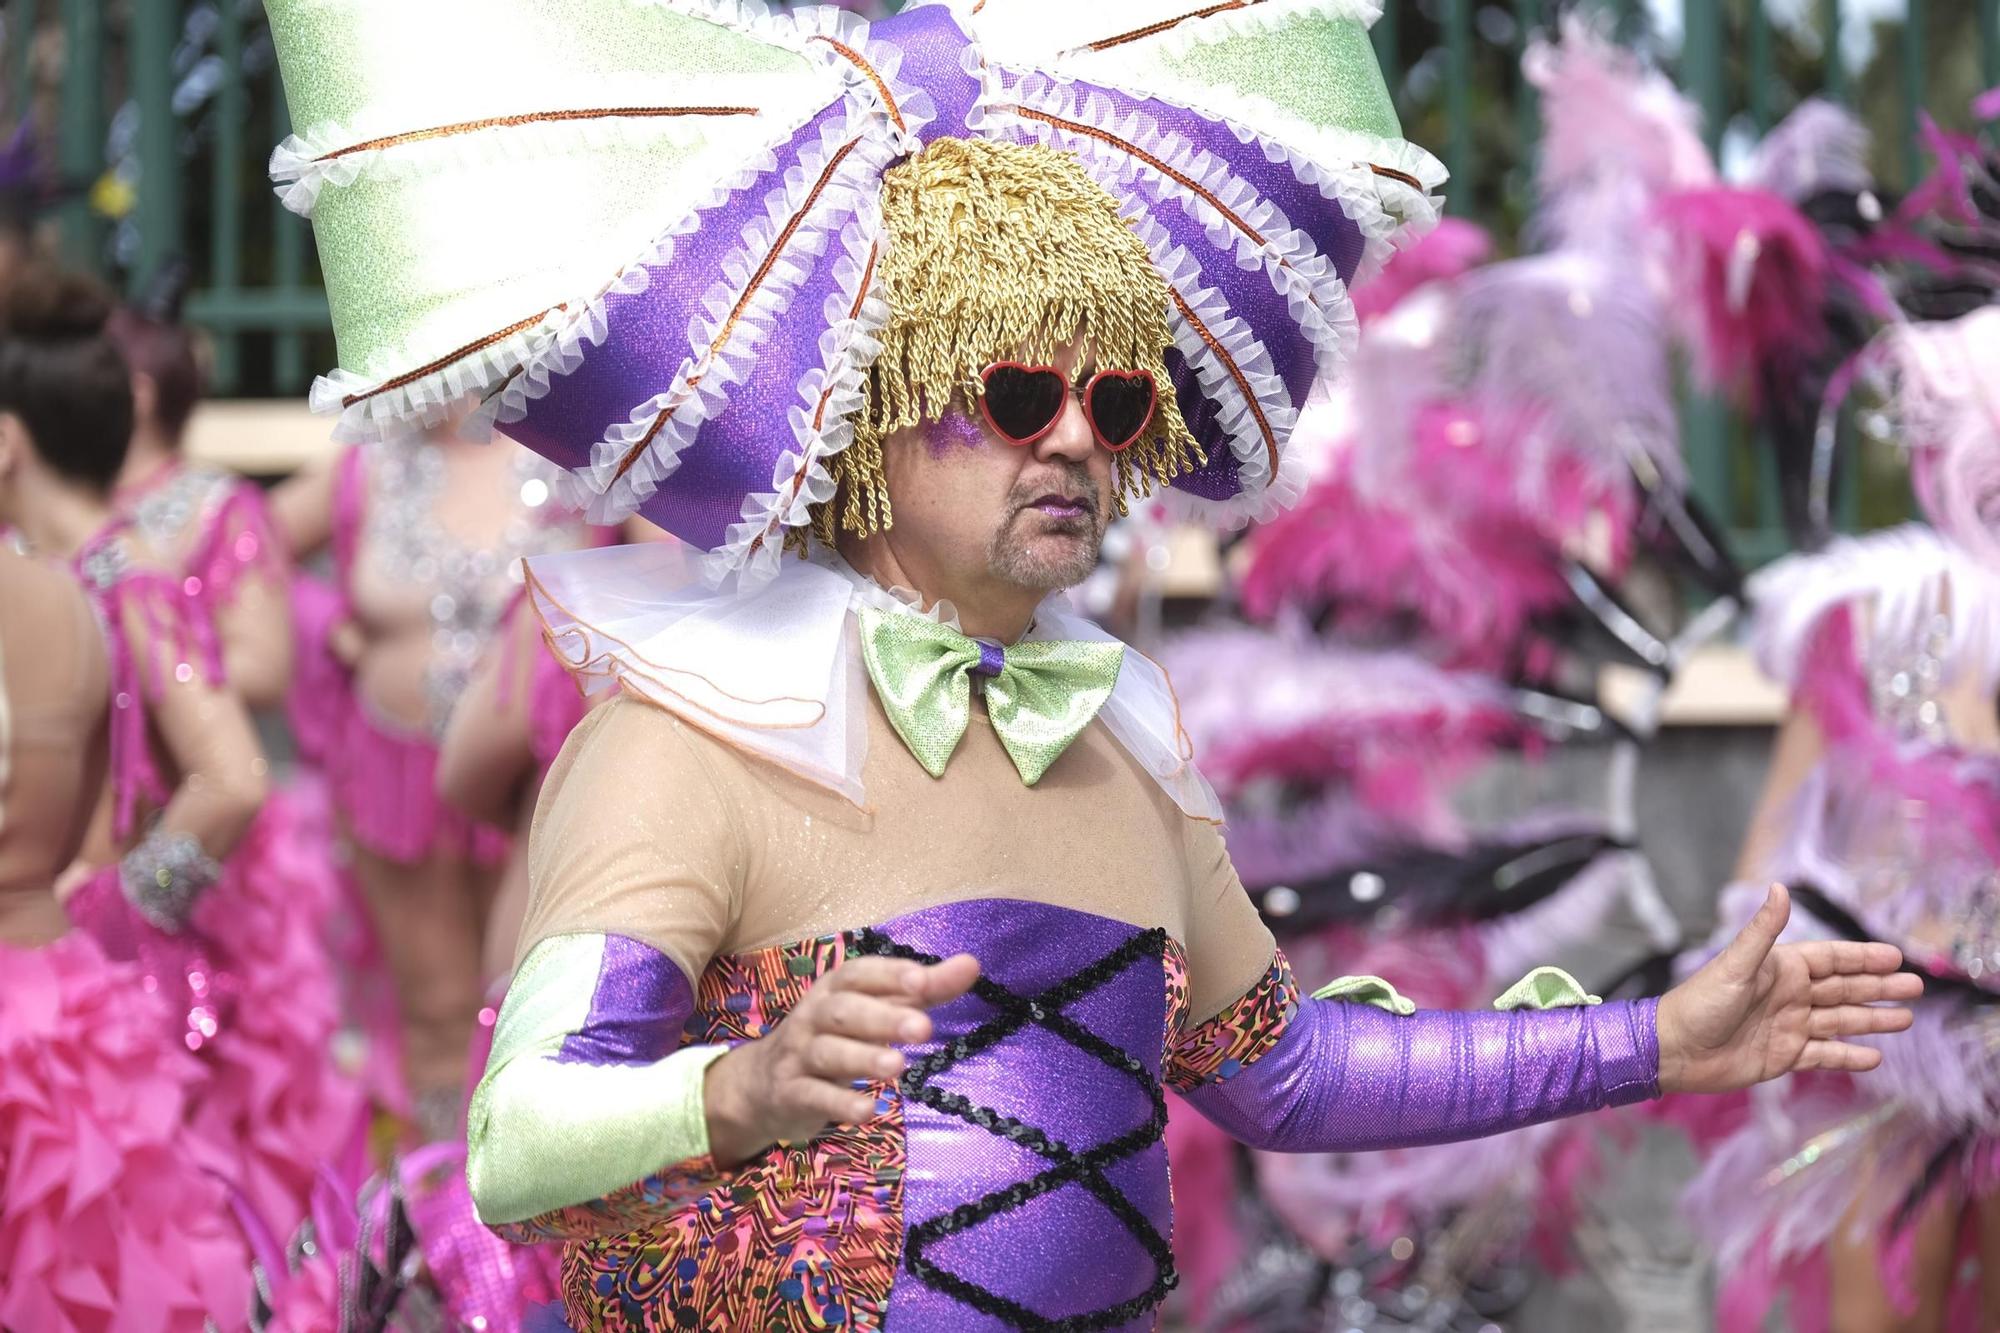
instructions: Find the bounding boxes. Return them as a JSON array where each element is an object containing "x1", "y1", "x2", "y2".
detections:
[{"x1": 804, "y1": 138, "x2": 1200, "y2": 550}]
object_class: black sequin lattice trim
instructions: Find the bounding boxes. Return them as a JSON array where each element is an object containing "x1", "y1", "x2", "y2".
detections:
[{"x1": 848, "y1": 926, "x2": 1178, "y2": 1332}]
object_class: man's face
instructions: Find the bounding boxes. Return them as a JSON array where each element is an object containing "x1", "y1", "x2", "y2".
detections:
[{"x1": 876, "y1": 342, "x2": 1119, "y2": 596}]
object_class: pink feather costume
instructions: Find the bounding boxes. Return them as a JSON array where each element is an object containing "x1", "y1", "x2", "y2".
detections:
[{"x1": 1682, "y1": 308, "x2": 2000, "y2": 1327}]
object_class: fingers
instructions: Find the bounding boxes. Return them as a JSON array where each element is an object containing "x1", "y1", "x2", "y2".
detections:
[
  {"x1": 819, "y1": 990, "x2": 935, "y2": 1045},
  {"x1": 1806, "y1": 1003, "x2": 1915, "y2": 1040},
  {"x1": 825, "y1": 954, "x2": 982, "y2": 1007},
  {"x1": 1795, "y1": 938, "x2": 1906, "y2": 979},
  {"x1": 1809, "y1": 971, "x2": 1925, "y2": 1006},
  {"x1": 824, "y1": 956, "x2": 944, "y2": 998},
  {"x1": 795, "y1": 1076, "x2": 878, "y2": 1127},
  {"x1": 1796, "y1": 1039, "x2": 1886, "y2": 1073},
  {"x1": 805, "y1": 1033, "x2": 905, "y2": 1085},
  {"x1": 909, "y1": 953, "x2": 982, "y2": 1006},
  {"x1": 1717, "y1": 883, "x2": 1790, "y2": 982}
]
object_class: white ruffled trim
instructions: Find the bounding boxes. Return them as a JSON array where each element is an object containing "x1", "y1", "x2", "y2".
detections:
[
  {"x1": 1128, "y1": 212, "x2": 1309, "y2": 528},
  {"x1": 702, "y1": 203, "x2": 893, "y2": 590},
  {"x1": 991, "y1": 69, "x2": 1359, "y2": 395},
  {"x1": 1035, "y1": 48, "x2": 1446, "y2": 280},
  {"x1": 775, "y1": 3, "x2": 937, "y2": 149},
  {"x1": 301, "y1": 102, "x2": 832, "y2": 447},
  {"x1": 564, "y1": 105, "x2": 899, "y2": 525},
  {"x1": 816, "y1": 550, "x2": 964, "y2": 630},
  {"x1": 270, "y1": 0, "x2": 841, "y2": 214},
  {"x1": 1750, "y1": 524, "x2": 2000, "y2": 697},
  {"x1": 292, "y1": 0, "x2": 925, "y2": 448}
]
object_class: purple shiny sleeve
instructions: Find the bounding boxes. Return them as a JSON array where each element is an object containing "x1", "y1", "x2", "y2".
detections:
[{"x1": 1179, "y1": 981, "x2": 1660, "y2": 1153}]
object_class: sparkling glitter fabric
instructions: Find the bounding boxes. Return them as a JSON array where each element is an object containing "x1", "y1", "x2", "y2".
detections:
[
  {"x1": 856, "y1": 603, "x2": 1126, "y2": 784},
  {"x1": 1180, "y1": 973, "x2": 1661, "y2": 1153},
  {"x1": 468, "y1": 933, "x2": 726, "y2": 1230}
]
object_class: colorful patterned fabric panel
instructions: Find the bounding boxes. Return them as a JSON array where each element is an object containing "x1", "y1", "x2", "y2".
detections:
[
  {"x1": 557, "y1": 932, "x2": 905, "y2": 1333},
  {"x1": 1164, "y1": 949, "x2": 1298, "y2": 1092}
]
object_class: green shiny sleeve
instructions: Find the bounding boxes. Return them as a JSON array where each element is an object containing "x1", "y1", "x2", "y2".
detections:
[{"x1": 466, "y1": 932, "x2": 730, "y2": 1241}]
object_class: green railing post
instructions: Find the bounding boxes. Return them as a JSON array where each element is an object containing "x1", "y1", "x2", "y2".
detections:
[
  {"x1": 1444, "y1": 0, "x2": 1474, "y2": 212},
  {"x1": 1820, "y1": 0, "x2": 1846, "y2": 100},
  {"x1": 56, "y1": 0, "x2": 103, "y2": 265},
  {"x1": 1749, "y1": 0, "x2": 1774, "y2": 132},
  {"x1": 130, "y1": 0, "x2": 184, "y2": 298},
  {"x1": 209, "y1": 0, "x2": 247, "y2": 394},
  {"x1": 8, "y1": 1, "x2": 37, "y2": 117},
  {"x1": 1901, "y1": 0, "x2": 1926, "y2": 189},
  {"x1": 1515, "y1": 0, "x2": 1543, "y2": 174},
  {"x1": 1982, "y1": 0, "x2": 1998, "y2": 105},
  {"x1": 1373, "y1": 0, "x2": 1402, "y2": 110},
  {"x1": 1679, "y1": 0, "x2": 1732, "y2": 533}
]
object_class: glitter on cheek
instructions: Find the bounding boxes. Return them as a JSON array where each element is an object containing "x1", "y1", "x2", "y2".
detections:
[{"x1": 924, "y1": 410, "x2": 990, "y2": 458}]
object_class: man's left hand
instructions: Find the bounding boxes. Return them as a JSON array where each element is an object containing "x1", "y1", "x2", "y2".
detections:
[{"x1": 1657, "y1": 883, "x2": 1924, "y2": 1094}]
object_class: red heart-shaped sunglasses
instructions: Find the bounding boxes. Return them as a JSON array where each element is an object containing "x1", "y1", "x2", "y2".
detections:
[{"x1": 975, "y1": 363, "x2": 1158, "y2": 453}]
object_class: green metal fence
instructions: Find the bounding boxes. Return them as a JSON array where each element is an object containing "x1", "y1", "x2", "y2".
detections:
[
  {"x1": 7, "y1": 0, "x2": 330, "y2": 398},
  {"x1": 6, "y1": 0, "x2": 1997, "y2": 560}
]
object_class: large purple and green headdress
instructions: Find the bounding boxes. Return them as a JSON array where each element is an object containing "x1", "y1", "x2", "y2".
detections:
[{"x1": 267, "y1": 0, "x2": 1441, "y2": 583}]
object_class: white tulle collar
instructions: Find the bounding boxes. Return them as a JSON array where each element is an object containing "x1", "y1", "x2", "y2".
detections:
[{"x1": 526, "y1": 541, "x2": 1219, "y2": 819}]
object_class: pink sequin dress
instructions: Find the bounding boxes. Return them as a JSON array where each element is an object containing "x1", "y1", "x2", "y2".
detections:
[
  {"x1": 71, "y1": 479, "x2": 366, "y2": 1247},
  {"x1": 0, "y1": 547, "x2": 253, "y2": 1333}
]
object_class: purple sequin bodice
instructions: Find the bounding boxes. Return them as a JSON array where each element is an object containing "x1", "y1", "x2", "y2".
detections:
[{"x1": 854, "y1": 900, "x2": 1179, "y2": 1331}]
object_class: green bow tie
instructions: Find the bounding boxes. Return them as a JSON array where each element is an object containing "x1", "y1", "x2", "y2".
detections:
[{"x1": 857, "y1": 604, "x2": 1126, "y2": 786}]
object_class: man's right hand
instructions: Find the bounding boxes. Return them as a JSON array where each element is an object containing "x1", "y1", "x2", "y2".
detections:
[{"x1": 703, "y1": 952, "x2": 981, "y2": 1168}]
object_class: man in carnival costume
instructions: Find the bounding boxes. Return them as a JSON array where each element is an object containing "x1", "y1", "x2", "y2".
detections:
[{"x1": 265, "y1": 1, "x2": 1922, "y2": 1327}]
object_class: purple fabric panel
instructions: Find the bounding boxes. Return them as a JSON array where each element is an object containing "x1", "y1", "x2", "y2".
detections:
[
  {"x1": 876, "y1": 899, "x2": 1170, "y2": 1333},
  {"x1": 1039, "y1": 78, "x2": 1364, "y2": 405},
  {"x1": 973, "y1": 640, "x2": 1005, "y2": 677},
  {"x1": 1162, "y1": 345, "x2": 1245, "y2": 501},
  {"x1": 503, "y1": 101, "x2": 848, "y2": 480},
  {"x1": 636, "y1": 191, "x2": 861, "y2": 549},
  {"x1": 1108, "y1": 87, "x2": 1369, "y2": 288},
  {"x1": 876, "y1": 6, "x2": 982, "y2": 140},
  {"x1": 1181, "y1": 994, "x2": 1661, "y2": 1152},
  {"x1": 554, "y1": 934, "x2": 696, "y2": 1067},
  {"x1": 1112, "y1": 148, "x2": 1313, "y2": 407}
]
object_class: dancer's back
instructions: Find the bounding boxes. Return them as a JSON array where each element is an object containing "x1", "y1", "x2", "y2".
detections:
[{"x1": 0, "y1": 546, "x2": 108, "y2": 944}]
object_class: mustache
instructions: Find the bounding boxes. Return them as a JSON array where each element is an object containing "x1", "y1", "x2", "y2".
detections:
[{"x1": 1008, "y1": 464, "x2": 1102, "y2": 516}]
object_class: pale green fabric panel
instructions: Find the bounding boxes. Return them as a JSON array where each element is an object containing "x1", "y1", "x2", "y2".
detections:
[
  {"x1": 267, "y1": 0, "x2": 813, "y2": 134},
  {"x1": 1492, "y1": 966, "x2": 1603, "y2": 1011},
  {"x1": 266, "y1": 0, "x2": 839, "y2": 385},
  {"x1": 307, "y1": 134, "x2": 721, "y2": 375},
  {"x1": 1149, "y1": 14, "x2": 1402, "y2": 141},
  {"x1": 466, "y1": 933, "x2": 728, "y2": 1227},
  {"x1": 1310, "y1": 974, "x2": 1418, "y2": 1015}
]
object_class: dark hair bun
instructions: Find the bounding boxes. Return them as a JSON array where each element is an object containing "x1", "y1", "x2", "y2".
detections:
[{"x1": 0, "y1": 264, "x2": 114, "y2": 342}]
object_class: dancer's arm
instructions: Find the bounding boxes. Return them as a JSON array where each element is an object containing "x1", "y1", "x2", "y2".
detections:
[
  {"x1": 105, "y1": 576, "x2": 267, "y2": 934},
  {"x1": 437, "y1": 595, "x2": 540, "y2": 827},
  {"x1": 468, "y1": 699, "x2": 976, "y2": 1242},
  {"x1": 268, "y1": 450, "x2": 338, "y2": 562},
  {"x1": 195, "y1": 487, "x2": 295, "y2": 711},
  {"x1": 466, "y1": 931, "x2": 733, "y2": 1241},
  {"x1": 1174, "y1": 826, "x2": 1919, "y2": 1152},
  {"x1": 467, "y1": 701, "x2": 741, "y2": 1240}
]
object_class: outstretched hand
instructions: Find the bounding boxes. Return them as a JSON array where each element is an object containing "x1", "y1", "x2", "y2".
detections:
[{"x1": 1656, "y1": 883, "x2": 1923, "y2": 1095}]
